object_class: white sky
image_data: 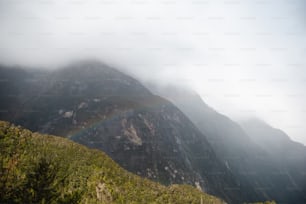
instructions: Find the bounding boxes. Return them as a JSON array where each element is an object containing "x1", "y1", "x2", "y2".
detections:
[{"x1": 0, "y1": 0, "x2": 305, "y2": 144}]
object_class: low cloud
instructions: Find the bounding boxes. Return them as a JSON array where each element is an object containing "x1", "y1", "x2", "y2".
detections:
[{"x1": 0, "y1": 0, "x2": 305, "y2": 144}]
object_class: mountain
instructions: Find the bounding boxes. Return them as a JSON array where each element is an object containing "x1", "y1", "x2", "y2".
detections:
[
  {"x1": 0, "y1": 61, "x2": 245, "y2": 203},
  {"x1": 240, "y1": 118, "x2": 306, "y2": 161},
  {"x1": 0, "y1": 120, "x2": 225, "y2": 204},
  {"x1": 241, "y1": 118, "x2": 306, "y2": 201},
  {"x1": 150, "y1": 84, "x2": 306, "y2": 204}
]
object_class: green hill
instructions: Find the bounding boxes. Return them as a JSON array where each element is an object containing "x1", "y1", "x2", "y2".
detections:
[{"x1": 0, "y1": 121, "x2": 224, "y2": 204}]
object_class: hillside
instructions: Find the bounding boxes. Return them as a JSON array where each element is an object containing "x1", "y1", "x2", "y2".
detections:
[
  {"x1": 0, "y1": 120, "x2": 225, "y2": 204},
  {"x1": 0, "y1": 62, "x2": 244, "y2": 203}
]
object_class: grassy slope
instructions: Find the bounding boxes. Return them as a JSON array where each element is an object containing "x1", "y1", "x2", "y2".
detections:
[{"x1": 0, "y1": 121, "x2": 224, "y2": 204}]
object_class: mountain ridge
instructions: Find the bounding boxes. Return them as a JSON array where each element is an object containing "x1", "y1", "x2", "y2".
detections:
[
  {"x1": 0, "y1": 61, "x2": 244, "y2": 203},
  {"x1": 150, "y1": 84, "x2": 306, "y2": 204}
]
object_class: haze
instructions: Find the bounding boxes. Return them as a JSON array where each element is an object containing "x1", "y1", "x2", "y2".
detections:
[{"x1": 0, "y1": 0, "x2": 305, "y2": 144}]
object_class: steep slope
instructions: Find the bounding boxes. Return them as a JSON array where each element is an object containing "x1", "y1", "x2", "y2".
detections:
[
  {"x1": 240, "y1": 118, "x2": 306, "y2": 161},
  {"x1": 0, "y1": 120, "x2": 225, "y2": 204},
  {"x1": 0, "y1": 65, "x2": 50, "y2": 122},
  {"x1": 150, "y1": 84, "x2": 306, "y2": 204},
  {"x1": 0, "y1": 61, "x2": 244, "y2": 203},
  {"x1": 241, "y1": 119, "x2": 306, "y2": 201}
]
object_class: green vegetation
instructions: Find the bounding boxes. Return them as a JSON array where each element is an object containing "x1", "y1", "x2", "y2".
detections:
[{"x1": 0, "y1": 121, "x2": 224, "y2": 204}]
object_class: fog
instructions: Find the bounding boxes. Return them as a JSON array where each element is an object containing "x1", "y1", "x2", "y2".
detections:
[{"x1": 0, "y1": 0, "x2": 306, "y2": 144}]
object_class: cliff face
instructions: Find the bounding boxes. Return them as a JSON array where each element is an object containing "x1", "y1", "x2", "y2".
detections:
[{"x1": 0, "y1": 61, "x2": 244, "y2": 203}]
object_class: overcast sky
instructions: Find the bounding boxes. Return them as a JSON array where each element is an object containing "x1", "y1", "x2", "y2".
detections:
[{"x1": 0, "y1": 0, "x2": 306, "y2": 144}]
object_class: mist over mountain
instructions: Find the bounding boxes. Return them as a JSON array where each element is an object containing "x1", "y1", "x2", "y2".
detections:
[
  {"x1": 241, "y1": 119, "x2": 306, "y2": 195},
  {"x1": 1, "y1": 0, "x2": 306, "y2": 203},
  {"x1": 0, "y1": 61, "x2": 248, "y2": 203},
  {"x1": 1, "y1": 60, "x2": 305, "y2": 203},
  {"x1": 1, "y1": 0, "x2": 306, "y2": 145},
  {"x1": 241, "y1": 118, "x2": 306, "y2": 158},
  {"x1": 150, "y1": 83, "x2": 306, "y2": 204}
]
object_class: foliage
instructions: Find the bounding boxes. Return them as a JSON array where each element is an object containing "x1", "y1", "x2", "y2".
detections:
[{"x1": 0, "y1": 121, "x2": 224, "y2": 204}]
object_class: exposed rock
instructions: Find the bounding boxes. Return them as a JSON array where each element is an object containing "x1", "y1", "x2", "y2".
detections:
[
  {"x1": 96, "y1": 182, "x2": 112, "y2": 202},
  {"x1": 121, "y1": 119, "x2": 142, "y2": 146},
  {"x1": 63, "y1": 111, "x2": 73, "y2": 118}
]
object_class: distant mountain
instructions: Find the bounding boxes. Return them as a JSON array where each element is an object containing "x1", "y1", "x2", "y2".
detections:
[
  {"x1": 0, "y1": 120, "x2": 225, "y2": 204},
  {"x1": 150, "y1": 84, "x2": 306, "y2": 204},
  {"x1": 241, "y1": 118, "x2": 306, "y2": 161},
  {"x1": 241, "y1": 118, "x2": 306, "y2": 201},
  {"x1": 0, "y1": 61, "x2": 245, "y2": 203}
]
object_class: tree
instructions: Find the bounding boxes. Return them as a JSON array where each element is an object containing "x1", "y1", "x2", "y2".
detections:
[{"x1": 21, "y1": 157, "x2": 59, "y2": 204}]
